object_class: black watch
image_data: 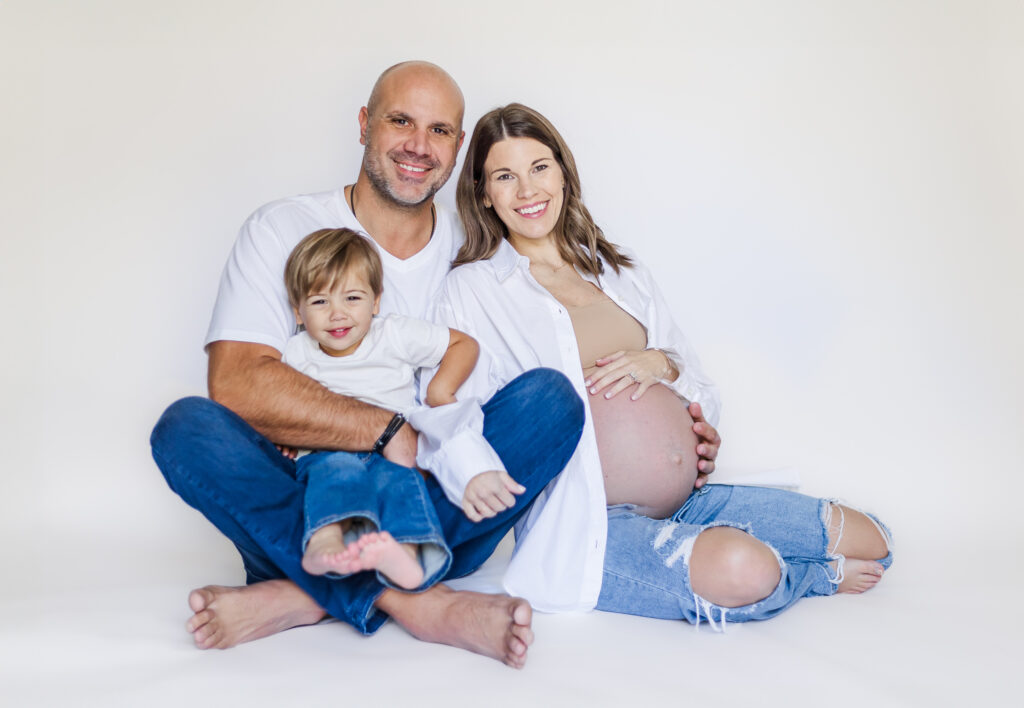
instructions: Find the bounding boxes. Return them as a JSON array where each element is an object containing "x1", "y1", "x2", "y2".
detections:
[{"x1": 371, "y1": 413, "x2": 406, "y2": 455}]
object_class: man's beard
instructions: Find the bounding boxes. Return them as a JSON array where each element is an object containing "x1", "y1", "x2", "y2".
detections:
[{"x1": 362, "y1": 138, "x2": 452, "y2": 210}]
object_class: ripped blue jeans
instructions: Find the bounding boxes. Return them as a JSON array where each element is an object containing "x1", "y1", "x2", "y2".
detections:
[{"x1": 596, "y1": 484, "x2": 893, "y2": 628}]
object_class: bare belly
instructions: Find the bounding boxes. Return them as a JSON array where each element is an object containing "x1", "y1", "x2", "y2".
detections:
[{"x1": 590, "y1": 384, "x2": 699, "y2": 519}]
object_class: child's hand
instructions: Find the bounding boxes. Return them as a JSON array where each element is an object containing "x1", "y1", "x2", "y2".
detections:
[
  {"x1": 275, "y1": 444, "x2": 298, "y2": 460},
  {"x1": 462, "y1": 470, "x2": 525, "y2": 522}
]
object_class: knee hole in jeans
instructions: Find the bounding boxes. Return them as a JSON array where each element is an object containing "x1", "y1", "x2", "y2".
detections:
[
  {"x1": 825, "y1": 503, "x2": 890, "y2": 561},
  {"x1": 689, "y1": 526, "x2": 781, "y2": 608}
]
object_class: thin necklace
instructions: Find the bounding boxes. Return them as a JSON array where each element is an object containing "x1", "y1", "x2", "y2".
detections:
[
  {"x1": 531, "y1": 259, "x2": 571, "y2": 272},
  {"x1": 348, "y1": 185, "x2": 436, "y2": 238}
]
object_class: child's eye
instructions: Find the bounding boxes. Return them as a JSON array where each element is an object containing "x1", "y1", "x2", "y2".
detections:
[{"x1": 346, "y1": 295, "x2": 363, "y2": 302}]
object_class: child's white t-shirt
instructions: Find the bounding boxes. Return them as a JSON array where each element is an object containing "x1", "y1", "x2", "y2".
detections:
[{"x1": 282, "y1": 314, "x2": 449, "y2": 416}]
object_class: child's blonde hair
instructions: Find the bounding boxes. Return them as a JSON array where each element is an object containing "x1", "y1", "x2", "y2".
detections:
[{"x1": 284, "y1": 228, "x2": 384, "y2": 308}]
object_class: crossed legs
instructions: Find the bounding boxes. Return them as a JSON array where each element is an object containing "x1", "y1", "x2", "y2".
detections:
[{"x1": 155, "y1": 368, "x2": 584, "y2": 668}]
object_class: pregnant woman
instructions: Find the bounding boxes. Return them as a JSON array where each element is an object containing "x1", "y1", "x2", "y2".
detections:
[{"x1": 432, "y1": 103, "x2": 893, "y2": 625}]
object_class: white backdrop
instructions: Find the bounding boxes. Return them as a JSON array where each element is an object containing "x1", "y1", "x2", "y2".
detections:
[{"x1": 2, "y1": 1, "x2": 1023, "y2": 701}]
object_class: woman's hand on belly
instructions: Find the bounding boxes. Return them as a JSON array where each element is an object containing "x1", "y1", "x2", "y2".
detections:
[{"x1": 584, "y1": 349, "x2": 676, "y2": 401}]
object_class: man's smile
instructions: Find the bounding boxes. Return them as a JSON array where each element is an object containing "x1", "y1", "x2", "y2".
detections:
[{"x1": 397, "y1": 162, "x2": 429, "y2": 173}]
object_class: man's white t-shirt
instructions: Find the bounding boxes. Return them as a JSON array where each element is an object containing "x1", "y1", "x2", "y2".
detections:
[{"x1": 206, "y1": 188, "x2": 462, "y2": 354}]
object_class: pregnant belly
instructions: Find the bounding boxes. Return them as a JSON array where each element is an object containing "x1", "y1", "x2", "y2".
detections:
[{"x1": 590, "y1": 383, "x2": 699, "y2": 519}]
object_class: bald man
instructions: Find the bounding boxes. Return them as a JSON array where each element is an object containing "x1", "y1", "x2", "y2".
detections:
[{"x1": 151, "y1": 62, "x2": 584, "y2": 668}]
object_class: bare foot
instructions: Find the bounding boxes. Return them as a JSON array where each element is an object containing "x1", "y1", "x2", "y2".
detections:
[
  {"x1": 186, "y1": 581, "x2": 325, "y2": 649},
  {"x1": 836, "y1": 559, "x2": 885, "y2": 594},
  {"x1": 378, "y1": 584, "x2": 534, "y2": 668},
  {"x1": 351, "y1": 531, "x2": 424, "y2": 590},
  {"x1": 302, "y1": 523, "x2": 360, "y2": 576}
]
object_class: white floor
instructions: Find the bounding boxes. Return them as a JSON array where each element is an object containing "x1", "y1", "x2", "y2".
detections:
[{"x1": 2, "y1": 477, "x2": 1019, "y2": 708}]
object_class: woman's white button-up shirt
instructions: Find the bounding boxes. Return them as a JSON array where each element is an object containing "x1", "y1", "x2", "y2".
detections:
[{"x1": 417, "y1": 240, "x2": 720, "y2": 613}]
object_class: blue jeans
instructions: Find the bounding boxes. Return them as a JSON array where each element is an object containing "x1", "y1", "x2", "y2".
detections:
[
  {"x1": 296, "y1": 450, "x2": 450, "y2": 592},
  {"x1": 151, "y1": 368, "x2": 584, "y2": 635},
  {"x1": 597, "y1": 484, "x2": 894, "y2": 627}
]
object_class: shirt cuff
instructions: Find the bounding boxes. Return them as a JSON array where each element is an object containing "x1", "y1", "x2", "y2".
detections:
[{"x1": 406, "y1": 400, "x2": 505, "y2": 507}]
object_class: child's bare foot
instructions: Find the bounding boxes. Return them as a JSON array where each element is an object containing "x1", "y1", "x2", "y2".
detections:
[
  {"x1": 185, "y1": 581, "x2": 325, "y2": 649},
  {"x1": 837, "y1": 559, "x2": 885, "y2": 593},
  {"x1": 301, "y1": 523, "x2": 359, "y2": 576},
  {"x1": 353, "y1": 531, "x2": 425, "y2": 590}
]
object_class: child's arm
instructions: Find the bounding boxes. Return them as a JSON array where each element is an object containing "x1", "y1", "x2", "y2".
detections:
[{"x1": 424, "y1": 328, "x2": 479, "y2": 407}]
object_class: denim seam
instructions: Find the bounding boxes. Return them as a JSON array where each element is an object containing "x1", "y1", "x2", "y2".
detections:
[{"x1": 373, "y1": 454, "x2": 453, "y2": 587}]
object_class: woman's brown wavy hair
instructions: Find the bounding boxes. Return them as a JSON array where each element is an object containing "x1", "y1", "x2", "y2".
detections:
[{"x1": 454, "y1": 103, "x2": 632, "y2": 276}]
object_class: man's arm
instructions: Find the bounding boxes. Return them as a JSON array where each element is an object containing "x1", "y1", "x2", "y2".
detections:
[{"x1": 208, "y1": 340, "x2": 417, "y2": 465}]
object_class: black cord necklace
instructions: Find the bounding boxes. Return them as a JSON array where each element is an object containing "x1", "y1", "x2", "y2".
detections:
[{"x1": 348, "y1": 185, "x2": 436, "y2": 238}]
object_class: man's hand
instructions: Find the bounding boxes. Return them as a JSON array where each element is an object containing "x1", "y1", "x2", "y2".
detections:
[
  {"x1": 381, "y1": 423, "x2": 419, "y2": 468},
  {"x1": 462, "y1": 470, "x2": 525, "y2": 522},
  {"x1": 689, "y1": 401, "x2": 721, "y2": 489}
]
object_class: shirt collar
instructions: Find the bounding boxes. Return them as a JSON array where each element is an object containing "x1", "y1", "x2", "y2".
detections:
[
  {"x1": 489, "y1": 238, "x2": 612, "y2": 288},
  {"x1": 491, "y1": 239, "x2": 530, "y2": 282}
]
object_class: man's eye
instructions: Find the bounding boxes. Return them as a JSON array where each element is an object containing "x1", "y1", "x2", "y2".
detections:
[
  {"x1": 393, "y1": 118, "x2": 408, "y2": 126},
  {"x1": 432, "y1": 127, "x2": 450, "y2": 136}
]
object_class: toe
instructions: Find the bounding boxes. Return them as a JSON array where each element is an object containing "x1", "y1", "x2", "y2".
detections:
[
  {"x1": 511, "y1": 623, "x2": 534, "y2": 647},
  {"x1": 188, "y1": 588, "x2": 213, "y2": 613},
  {"x1": 505, "y1": 650, "x2": 527, "y2": 670},
  {"x1": 192, "y1": 622, "x2": 217, "y2": 648},
  {"x1": 511, "y1": 600, "x2": 532, "y2": 627},
  {"x1": 186, "y1": 609, "x2": 213, "y2": 633}
]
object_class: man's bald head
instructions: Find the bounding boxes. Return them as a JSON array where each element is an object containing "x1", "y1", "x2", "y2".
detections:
[
  {"x1": 356, "y1": 61, "x2": 466, "y2": 208},
  {"x1": 366, "y1": 61, "x2": 465, "y2": 131}
]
